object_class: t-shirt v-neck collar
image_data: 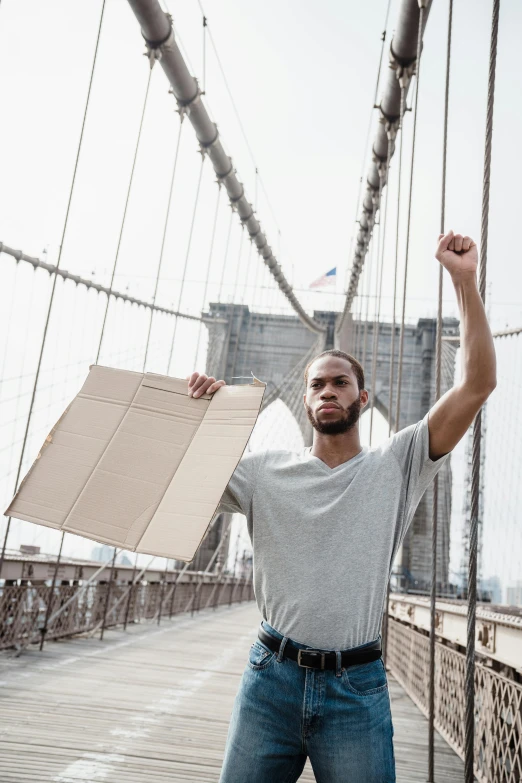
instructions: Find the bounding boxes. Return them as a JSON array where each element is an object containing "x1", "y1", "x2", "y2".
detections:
[{"x1": 303, "y1": 446, "x2": 368, "y2": 474}]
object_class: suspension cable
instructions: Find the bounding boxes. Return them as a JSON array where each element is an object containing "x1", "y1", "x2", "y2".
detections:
[
  {"x1": 466, "y1": 1, "x2": 500, "y2": 780},
  {"x1": 428, "y1": 1, "x2": 453, "y2": 778},
  {"x1": 166, "y1": 155, "x2": 206, "y2": 375},
  {"x1": 387, "y1": 83, "x2": 408, "y2": 438},
  {"x1": 361, "y1": 236, "x2": 376, "y2": 368},
  {"x1": 0, "y1": 0, "x2": 107, "y2": 579},
  {"x1": 369, "y1": 133, "x2": 394, "y2": 444},
  {"x1": 96, "y1": 65, "x2": 153, "y2": 364},
  {"x1": 143, "y1": 115, "x2": 185, "y2": 371},
  {"x1": 195, "y1": 183, "x2": 223, "y2": 367},
  {"x1": 346, "y1": 0, "x2": 392, "y2": 289},
  {"x1": 217, "y1": 210, "x2": 234, "y2": 304},
  {"x1": 394, "y1": 3, "x2": 426, "y2": 434}
]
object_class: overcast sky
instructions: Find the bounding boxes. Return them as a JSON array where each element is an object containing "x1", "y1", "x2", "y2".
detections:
[{"x1": 0, "y1": 0, "x2": 520, "y2": 598}]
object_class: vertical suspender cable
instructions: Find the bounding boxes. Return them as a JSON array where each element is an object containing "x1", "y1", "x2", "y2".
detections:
[
  {"x1": 239, "y1": 237, "x2": 261, "y2": 379},
  {"x1": 394, "y1": 2, "x2": 426, "y2": 435},
  {"x1": 96, "y1": 66, "x2": 153, "y2": 364},
  {"x1": 369, "y1": 136, "x2": 393, "y2": 444},
  {"x1": 167, "y1": 155, "x2": 206, "y2": 374},
  {"x1": 226, "y1": 227, "x2": 245, "y2": 383},
  {"x1": 361, "y1": 237, "x2": 376, "y2": 368},
  {"x1": 0, "y1": 0, "x2": 107, "y2": 581},
  {"x1": 388, "y1": 84, "x2": 407, "y2": 438},
  {"x1": 217, "y1": 211, "x2": 234, "y2": 304},
  {"x1": 428, "y1": 1, "x2": 452, "y2": 779},
  {"x1": 466, "y1": 1, "x2": 500, "y2": 780},
  {"x1": 239, "y1": 166, "x2": 262, "y2": 377},
  {"x1": 202, "y1": 15, "x2": 207, "y2": 94},
  {"x1": 195, "y1": 183, "x2": 222, "y2": 367},
  {"x1": 143, "y1": 116, "x2": 185, "y2": 371},
  {"x1": 79, "y1": 59, "x2": 155, "y2": 640},
  {"x1": 86, "y1": 60, "x2": 155, "y2": 645},
  {"x1": 383, "y1": 97, "x2": 405, "y2": 665}
]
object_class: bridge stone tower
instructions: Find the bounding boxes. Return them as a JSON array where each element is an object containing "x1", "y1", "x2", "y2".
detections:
[{"x1": 205, "y1": 303, "x2": 459, "y2": 592}]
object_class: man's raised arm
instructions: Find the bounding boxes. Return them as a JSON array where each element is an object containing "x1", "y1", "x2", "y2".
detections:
[{"x1": 427, "y1": 230, "x2": 497, "y2": 460}]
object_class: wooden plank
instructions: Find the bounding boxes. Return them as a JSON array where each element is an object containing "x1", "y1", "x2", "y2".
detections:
[{"x1": 0, "y1": 602, "x2": 464, "y2": 781}]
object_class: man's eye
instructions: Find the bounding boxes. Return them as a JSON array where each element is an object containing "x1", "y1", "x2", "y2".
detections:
[{"x1": 336, "y1": 380, "x2": 347, "y2": 385}]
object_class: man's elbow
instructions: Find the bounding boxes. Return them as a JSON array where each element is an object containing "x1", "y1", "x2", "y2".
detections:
[{"x1": 462, "y1": 376, "x2": 497, "y2": 404}]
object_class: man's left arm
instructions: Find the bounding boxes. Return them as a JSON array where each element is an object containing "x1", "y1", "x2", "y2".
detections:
[{"x1": 428, "y1": 230, "x2": 497, "y2": 460}]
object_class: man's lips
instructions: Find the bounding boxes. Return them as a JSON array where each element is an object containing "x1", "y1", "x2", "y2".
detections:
[{"x1": 318, "y1": 403, "x2": 341, "y2": 412}]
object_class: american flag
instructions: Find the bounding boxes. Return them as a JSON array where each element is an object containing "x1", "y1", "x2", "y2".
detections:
[{"x1": 309, "y1": 267, "x2": 337, "y2": 289}]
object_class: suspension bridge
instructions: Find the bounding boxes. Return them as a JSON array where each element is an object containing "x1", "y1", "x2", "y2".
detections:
[{"x1": 0, "y1": 0, "x2": 521, "y2": 781}]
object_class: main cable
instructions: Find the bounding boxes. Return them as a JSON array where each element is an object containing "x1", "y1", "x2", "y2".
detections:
[
  {"x1": 466, "y1": 1, "x2": 500, "y2": 780},
  {"x1": 394, "y1": 3, "x2": 426, "y2": 434},
  {"x1": 428, "y1": 0, "x2": 453, "y2": 779}
]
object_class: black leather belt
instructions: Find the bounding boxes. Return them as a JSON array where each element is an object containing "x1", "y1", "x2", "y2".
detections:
[{"x1": 258, "y1": 626, "x2": 382, "y2": 671}]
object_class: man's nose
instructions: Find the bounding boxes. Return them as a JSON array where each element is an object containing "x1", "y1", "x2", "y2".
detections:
[{"x1": 320, "y1": 387, "x2": 337, "y2": 399}]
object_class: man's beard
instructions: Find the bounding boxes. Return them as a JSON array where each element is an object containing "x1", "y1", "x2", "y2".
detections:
[{"x1": 305, "y1": 397, "x2": 362, "y2": 435}]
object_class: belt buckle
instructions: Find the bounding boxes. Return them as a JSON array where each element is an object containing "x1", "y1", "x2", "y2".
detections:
[{"x1": 297, "y1": 649, "x2": 326, "y2": 670}]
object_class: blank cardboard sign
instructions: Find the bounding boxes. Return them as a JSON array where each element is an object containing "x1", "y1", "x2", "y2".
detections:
[{"x1": 5, "y1": 366, "x2": 265, "y2": 562}]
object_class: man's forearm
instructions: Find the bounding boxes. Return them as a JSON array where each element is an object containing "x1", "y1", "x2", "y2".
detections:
[{"x1": 453, "y1": 272, "x2": 496, "y2": 396}]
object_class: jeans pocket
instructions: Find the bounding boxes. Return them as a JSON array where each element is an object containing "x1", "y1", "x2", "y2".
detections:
[
  {"x1": 247, "y1": 640, "x2": 277, "y2": 670},
  {"x1": 343, "y1": 658, "x2": 388, "y2": 695}
]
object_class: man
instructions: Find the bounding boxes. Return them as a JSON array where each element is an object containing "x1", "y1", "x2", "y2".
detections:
[{"x1": 187, "y1": 231, "x2": 496, "y2": 782}]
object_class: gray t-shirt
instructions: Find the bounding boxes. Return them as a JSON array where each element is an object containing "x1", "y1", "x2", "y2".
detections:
[{"x1": 218, "y1": 412, "x2": 449, "y2": 651}]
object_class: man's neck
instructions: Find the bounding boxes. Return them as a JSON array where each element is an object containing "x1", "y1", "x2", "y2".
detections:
[{"x1": 310, "y1": 428, "x2": 363, "y2": 469}]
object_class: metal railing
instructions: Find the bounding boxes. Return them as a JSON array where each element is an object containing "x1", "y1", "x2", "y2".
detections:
[
  {"x1": 0, "y1": 572, "x2": 254, "y2": 651},
  {"x1": 387, "y1": 617, "x2": 522, "y2": 782}
]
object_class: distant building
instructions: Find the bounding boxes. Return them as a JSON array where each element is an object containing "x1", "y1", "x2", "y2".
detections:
[
  {"x1": 480, "y1": 576, "x2": 502, "y2": 605},
  {"x1": 91, "y1": 544, "x2": 114, "y2": 563},
  {"x1": 506, "y1": 581, "x2": 522, "y2": 607},
  {"x1": 91, "y1": 544, "x2": 133, "y2": 567}
]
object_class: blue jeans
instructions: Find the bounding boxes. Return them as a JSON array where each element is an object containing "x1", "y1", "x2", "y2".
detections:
[{"x1": 220, "y1": 620, "x2": 395, "y2": 782}]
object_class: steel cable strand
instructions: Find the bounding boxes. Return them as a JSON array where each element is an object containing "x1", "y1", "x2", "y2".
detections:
[
  {"x1": 166, "y1": 155, "x2": 206, "y2": 374},
  {"x1": 466, "y1": 2, "x2": 500, "y2": 779},
  {"x1": 96, "y1": 65, "x2": 154, "y2": 364},
  {"x1": 0, "y1": 0, "x2": 107, "y2": 581},
  {"x1": 194, "y1": 183, "x2": 222, "y2": 367},
  {"x1": 383, "y1": 80, "x2": 408, "y2": 669},
  {"x1": 88, "y1": 72, "x2": 164, "y2": 621},
  {"x1": 0, "y1": 243, "x2": 208, "y2": 322},
  {"x1": 361, "y1": 236, "x2": 376, "y2": 369},
  {"x1": 429, "y1": 1, "x2": 453, "y2": 778},
  {"x1": 394, "y1": 2, "x2": 426, "y2": 435},
  {"x1": 352, "y1": 261, "x2": 366, "y2": 358},
  {"x1": 143, "y1": 116, "x2": 185, "y2": 371},
  {"x1": 209, "y1": 209, "x2": 234, "y2": 379},
  {"x1": 387, "y1": 84, "x2": 407, "y2": 438},
  {"x1": 238, "y1": 241, "x2": 262, "y2": 380},
  {"x1": 369, "y1": 136, "x2": 394, "y2": 445},
  {"x1": 227, "y1": 228, "x2": 247, "y2": 383},
  {"x1": 385, "y1": 3, "x2": 425, "y2": 667}
]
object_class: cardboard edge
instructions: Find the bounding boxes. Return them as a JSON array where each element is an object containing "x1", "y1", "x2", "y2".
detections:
[
  {"x1": 4, "y1": 399, "x2": 75, "y2": 518},
  {"x1": 191, "y1": 381, "x2": 266, "y2": 559},
  {"x1": 142, "y1": 381, "x2": 267, "y2": 562}
]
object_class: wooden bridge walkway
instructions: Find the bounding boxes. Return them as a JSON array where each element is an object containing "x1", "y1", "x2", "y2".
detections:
[{"x1": 0, "y1": 602, "x2": 464, "y2": 782}]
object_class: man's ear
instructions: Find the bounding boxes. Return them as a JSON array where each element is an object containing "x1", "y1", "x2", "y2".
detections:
[{"x1": 360, "y1": 389, "x2": 369, "y2": 408}]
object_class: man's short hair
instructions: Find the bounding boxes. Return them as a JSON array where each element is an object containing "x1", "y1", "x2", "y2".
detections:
[{"x1": 304, "y1": 349, "x2": 365, "y2": 390}]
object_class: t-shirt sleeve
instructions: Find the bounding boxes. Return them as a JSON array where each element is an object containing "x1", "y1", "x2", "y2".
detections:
[
  {"x1": 216, "y1": 450, "x2": 264, "y2": 516},
  {"x1": 390, "y1": 411, "x2": 451, "y2": 533}
]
